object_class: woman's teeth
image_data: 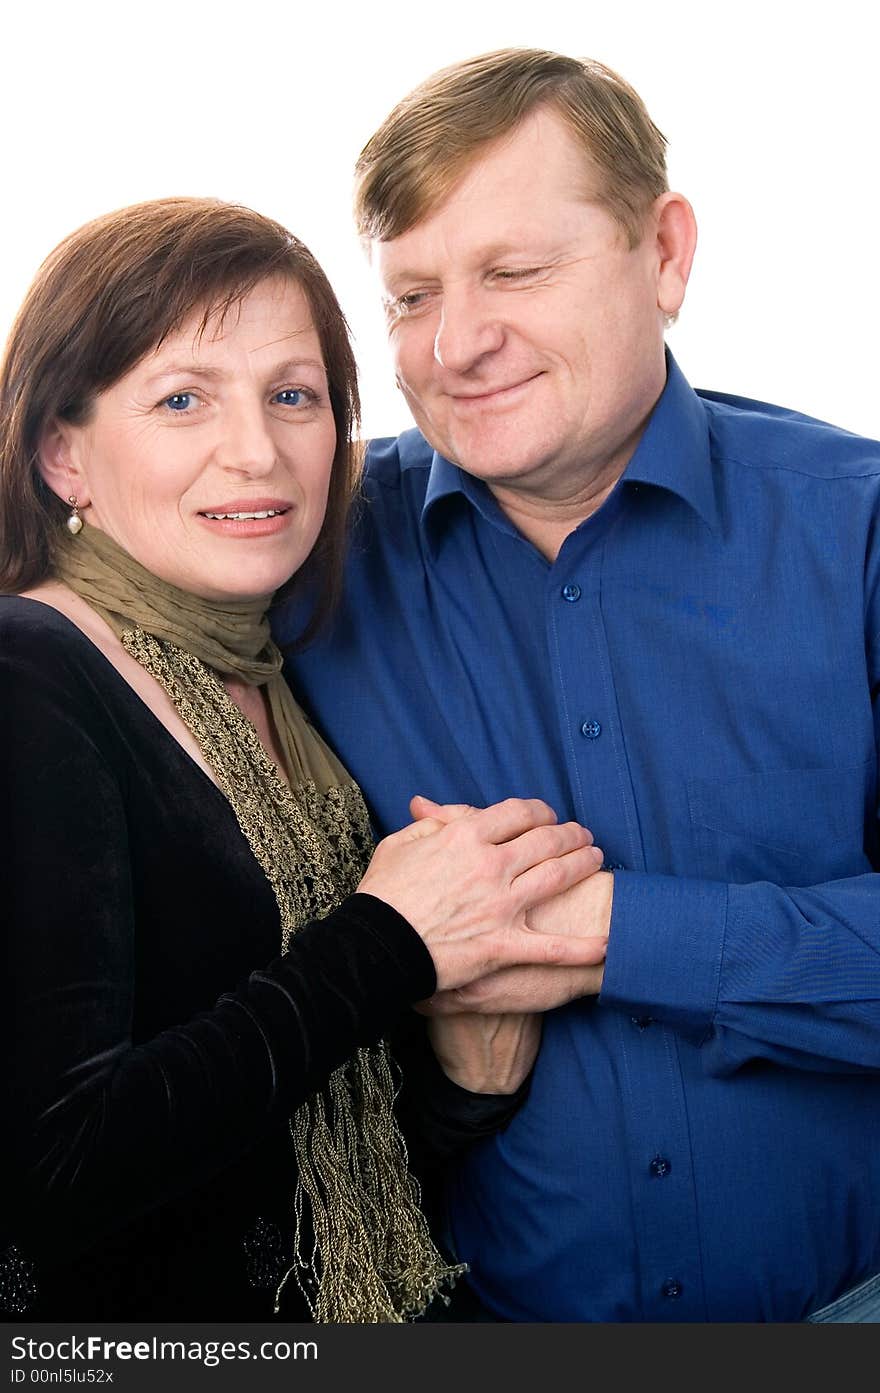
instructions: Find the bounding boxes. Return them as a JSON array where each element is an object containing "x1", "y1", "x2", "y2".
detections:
[{"x1": 203, "y1": 509, "x2": 286, "y2": 520}]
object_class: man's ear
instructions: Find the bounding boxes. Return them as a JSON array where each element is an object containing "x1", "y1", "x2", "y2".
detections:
[
  {"x1": 652, "y1": 192, "x2": 698, "y2": 319},
  {"x1": 37, "y1": 419, "x2": 90, "y2": 508}
]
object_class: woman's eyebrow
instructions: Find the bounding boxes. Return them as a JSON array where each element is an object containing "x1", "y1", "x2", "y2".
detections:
[{"x1": 142, "y1": 356, "x2": 327, "y2": 386}]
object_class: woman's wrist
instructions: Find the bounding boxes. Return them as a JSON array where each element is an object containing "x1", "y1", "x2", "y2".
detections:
[{"x1": 427, "y1": 1012, "x2": 542, "y2": 1094}]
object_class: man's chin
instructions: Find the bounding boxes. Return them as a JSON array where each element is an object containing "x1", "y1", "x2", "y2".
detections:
[{"x1": 443, "y1": 435, "x2": 550, "y2": 486}]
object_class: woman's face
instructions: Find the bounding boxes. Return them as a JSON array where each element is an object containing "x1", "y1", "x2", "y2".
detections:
[{"x1": 50, "y1": 276, "x2": 337, "y2": 601}]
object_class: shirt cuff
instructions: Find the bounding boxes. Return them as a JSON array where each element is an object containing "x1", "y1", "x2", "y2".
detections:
[{"x1": 599, "y1": 871, "x2": 729, "y2": 1035}]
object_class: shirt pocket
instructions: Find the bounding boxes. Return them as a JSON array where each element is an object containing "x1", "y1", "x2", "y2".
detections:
[{"x1": 686, "y1": 761, "x2": 873, "y2": 885}]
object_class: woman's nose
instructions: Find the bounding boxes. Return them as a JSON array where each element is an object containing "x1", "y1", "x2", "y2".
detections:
[{"x1": 215, "y1": 401, "x2": 278, "y2": 475}]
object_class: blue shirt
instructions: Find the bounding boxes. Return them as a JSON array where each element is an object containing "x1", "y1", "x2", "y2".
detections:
[{"x1": 280, "y1": 353, "x2": 880, "y2": 1322}]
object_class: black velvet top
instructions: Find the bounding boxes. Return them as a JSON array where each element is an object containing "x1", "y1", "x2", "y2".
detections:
[{"x1": 0, "y1": 596, "x2": 442, "y2": 1322}]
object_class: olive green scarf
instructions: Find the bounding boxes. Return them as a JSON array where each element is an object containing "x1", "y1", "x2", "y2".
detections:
[{"x1": 55, "y1": 524, "x2": 463, "y2": 1322}]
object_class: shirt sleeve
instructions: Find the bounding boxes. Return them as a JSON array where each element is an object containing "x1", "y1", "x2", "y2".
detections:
[
  {"x1": 1, "y1": 617, "x2": 435, "y2": 1256},
  {"x1": 598, "y1": 483, "x2": 880, "y2": 1076},
  {"x1": 601, "y1": 869, "x2": 880, "y2": 1074},
  {"x1": 599, "y1": 575, "x2": 880, "y2": 1077}
]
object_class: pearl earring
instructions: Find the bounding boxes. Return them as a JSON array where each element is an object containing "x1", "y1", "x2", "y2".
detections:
[{"x1": 66, "y1": 495, "x2": 83, "y2": 535}]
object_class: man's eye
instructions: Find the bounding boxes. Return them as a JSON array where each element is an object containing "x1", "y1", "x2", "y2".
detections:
[
  {"x1": 163, "y1": 392, "x2": 196, "y2": 412},
  {"x1": 491, "y1": 267, "x2": 542, "y2": 282},
  {"x1": 390, "y1": 291, "x2": 431, "y2": 317}
]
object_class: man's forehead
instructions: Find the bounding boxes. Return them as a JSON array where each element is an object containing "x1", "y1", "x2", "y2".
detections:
[
  {"x1": 371, "y1": 110, "x2": 605, "y2": 275},
  {"x1": 374, "y1": 206, "x2": 614, "y2": 292},
  {"x1": 376, "y1": 233, "x2": 552, "y2": 292}
]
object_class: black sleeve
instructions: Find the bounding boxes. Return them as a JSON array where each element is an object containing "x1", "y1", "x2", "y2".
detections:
[{"x1": 1, "y1": 613, "x2": 435, "y2": 1255}]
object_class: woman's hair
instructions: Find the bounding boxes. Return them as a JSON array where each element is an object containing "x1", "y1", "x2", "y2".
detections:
[
  {"x1": 355, "y1": 48, "x2": 668, "y2": 249},
  {"x1": 0, "y1": 197, "x2": 360, "y2": 634}
]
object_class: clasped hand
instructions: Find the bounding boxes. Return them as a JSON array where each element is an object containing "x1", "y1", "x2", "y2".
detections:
[{"x1": 357, "y1": 794, "x2": 606, "y2": 993}]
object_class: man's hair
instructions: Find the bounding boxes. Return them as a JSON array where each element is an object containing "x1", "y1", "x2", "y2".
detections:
[
  {"x1": 0, "y1": 197, "x2": 361, "y2": 635},
  {"x1": 354, "y1": 48, "x2": 669, "y2": 249}
]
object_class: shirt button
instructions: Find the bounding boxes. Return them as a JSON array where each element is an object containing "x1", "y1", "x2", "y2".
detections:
[
  {"x1": 649, "y1": 1155, "x2": 672, "y2": 1178},
  {"x1": 603, "y1": 861, "x2": 625, "y2": 872},
  {"x1": 580, "y1": 720, "x2": 601, "y2": 739},
  {"x1": 631, "y1": 1015, "x2": 654, "y2": 1030},
  {"x1": 662, "y1": 1280, "x2": 683, "y2": 1300},
  {"x1": 561, "y1": 583, "x2": 581, "y2": 602}
]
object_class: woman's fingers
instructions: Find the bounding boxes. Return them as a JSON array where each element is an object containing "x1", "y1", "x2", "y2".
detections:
[
  {"x1": 409, "y1": 795, "x2": 474, "y2": 823},
  {"x1": 382, "y1": 814, "x2": 446, "y2": 843},
  {"x1": 502, "y1": 821, "x2": 595, "y2": 879},
  {"x1": 514, "y1": 843, "x2": 605, "y2": 909},
  {"x1": 411, "y1": 795, "x2": 561, "y2": 842},
  {"x1": 464, "y1": 797, "x2": 561, "y2": 844}
]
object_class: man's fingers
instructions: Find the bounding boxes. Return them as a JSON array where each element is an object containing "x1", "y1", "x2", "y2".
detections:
[
  {"x1": 458, "y1": 925, "x2": 609, "y2": 983},
  {"x1": 420, "y1": 963, "x2": 605, "y2": 1015},
  {"x1": 508, "y1": 929, "x2": 607, "y2": 968},
  {"x1": 417, "y1": 974, "x2": 511, "y2": 1016}
]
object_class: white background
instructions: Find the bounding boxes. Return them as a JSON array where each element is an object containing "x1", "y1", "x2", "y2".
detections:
[{"x1": 3, "y1": 0, "x2": 878, "y2": 440}]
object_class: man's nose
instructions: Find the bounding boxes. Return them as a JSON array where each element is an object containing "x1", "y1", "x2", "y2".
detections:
[
  {"x1": 433, "y1": 292, "x2": 504, "y2": 374},
  {"x1": 215, "y1": 400, "x2": 277, "y2": 474}
]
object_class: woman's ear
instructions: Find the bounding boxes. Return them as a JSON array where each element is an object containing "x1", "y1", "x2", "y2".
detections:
[{"x1": 37, "y1": 420, "x2": 91, "y2": 508}]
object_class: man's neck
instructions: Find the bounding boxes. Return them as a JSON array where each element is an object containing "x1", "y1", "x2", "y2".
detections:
[
  {"x1": 491, "y1": 471, "x2": 621, "y2": 562},
  {"x1": 488, "y1": 412, "x2": 651, "y2": 562}
]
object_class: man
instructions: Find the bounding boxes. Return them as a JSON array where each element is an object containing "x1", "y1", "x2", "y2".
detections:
[{"x1": 281, "y1": 49, "x2": 880, "y2": 1322}]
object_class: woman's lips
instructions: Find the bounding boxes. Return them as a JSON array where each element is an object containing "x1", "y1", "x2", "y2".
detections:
[{"x1": 197, "y1": 501, "x2": 294, "y2": 537}]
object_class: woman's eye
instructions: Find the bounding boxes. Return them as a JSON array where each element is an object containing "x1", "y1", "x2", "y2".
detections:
[
  {"x1": 274, "y1": 388, "x2": 312, "y2": 407},
  {"x1": 163, "y1": 392, "x2": 196, "y2": 412}
]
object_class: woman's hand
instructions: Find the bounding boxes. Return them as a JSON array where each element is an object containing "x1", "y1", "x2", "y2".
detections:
[{"x1": 357, "y1": 796, "x2": 603, "y2": 991}]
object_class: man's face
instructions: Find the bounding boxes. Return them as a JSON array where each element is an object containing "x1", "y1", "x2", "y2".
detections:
[{"x1": 375, "y1": 108, "x2": 683, "y2": 504}]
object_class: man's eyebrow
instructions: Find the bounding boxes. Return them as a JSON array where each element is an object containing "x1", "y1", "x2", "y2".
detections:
[
  {"x1": 380, "y1": 270, "x2": 438, "y2": 297},
  {"x1": 382, "y1": 242, "x2": 564, "y2": 292}
]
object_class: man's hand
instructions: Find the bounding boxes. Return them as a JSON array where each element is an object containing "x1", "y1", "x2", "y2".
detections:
[{"x1": 418, "y1": 961, "x2": 604, "y2": 1016}]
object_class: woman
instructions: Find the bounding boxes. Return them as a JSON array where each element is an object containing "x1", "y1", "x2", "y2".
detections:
[{"x1": 0, "y1": 198, "x2": 602, "y2": 1323}]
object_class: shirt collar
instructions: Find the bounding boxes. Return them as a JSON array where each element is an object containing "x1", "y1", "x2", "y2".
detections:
[
  {"x1": 420, "y1": 349, "x2": 719, "y2": 546},
  {"x1": 622, "y1": 350, "x2": 719, "y2": 533}
]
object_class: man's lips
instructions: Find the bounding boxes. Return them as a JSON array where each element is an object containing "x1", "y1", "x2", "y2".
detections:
[{"x1": 447, "y1": 373, "x2": 543, "y2": 406}]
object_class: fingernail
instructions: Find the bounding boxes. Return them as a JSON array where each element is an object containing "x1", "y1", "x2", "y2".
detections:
[{"x1": 590, "y1": 846, "x2": 604, "y2": 861}]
